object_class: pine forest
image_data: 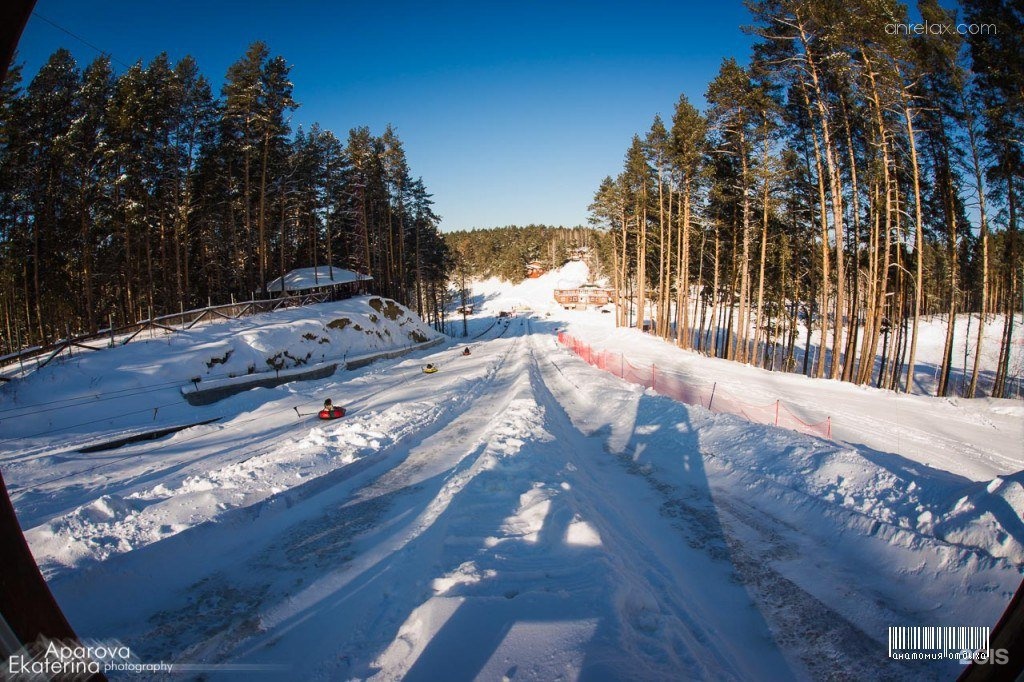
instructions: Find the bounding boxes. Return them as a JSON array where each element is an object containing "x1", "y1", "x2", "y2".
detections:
[
  {"x1": 0, "y1": 41, "x2": 452, "y2": 352},
  {"x1": 586, "y1": 0, "x2": 1022, "y2": 398}
]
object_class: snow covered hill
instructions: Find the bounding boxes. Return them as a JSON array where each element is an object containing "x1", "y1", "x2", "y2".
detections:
[{"x1": 1, "y1": 275, "x2": 1022, "y2": 680}]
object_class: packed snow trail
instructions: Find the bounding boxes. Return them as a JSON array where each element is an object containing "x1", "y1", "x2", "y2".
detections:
[
  {"x1": 207, "y1": 321, "x2": 794, "y2": 680},
  {"x1": 48, "y1": 318, "x2": 791, "y2": 680},
  {"x1": 29, "y1": 316, "x2": 1015, "y2": 680},
  {"x1": 8, "y1": 315, "x2": 508, "y2": 534},
  {"x1": 0, "y1": 296, "x2": 1011, "y2": 675}
]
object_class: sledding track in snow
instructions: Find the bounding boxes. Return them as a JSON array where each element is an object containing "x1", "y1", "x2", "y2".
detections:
[{"x1": 20, "y1": 316, "x2": 1018, "y2": 680}]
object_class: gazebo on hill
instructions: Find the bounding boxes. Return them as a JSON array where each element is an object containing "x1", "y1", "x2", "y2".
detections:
[{"x1": 266, "y1": 266, "x2": 372, "y2": 300}]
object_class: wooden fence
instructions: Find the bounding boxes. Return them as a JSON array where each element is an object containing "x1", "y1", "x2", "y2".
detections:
[{"x1": 0, "y1": 291, "x2": 333, "y2": 382}]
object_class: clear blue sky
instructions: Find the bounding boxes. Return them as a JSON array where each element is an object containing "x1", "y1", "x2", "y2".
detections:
[{"x1": 16, "y1": 0, "x2": 755, "y2": 231}]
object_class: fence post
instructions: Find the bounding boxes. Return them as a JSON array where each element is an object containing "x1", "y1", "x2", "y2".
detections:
[
  {"x1": 775, "y1": 400, "x2": 780, "y2": 426},
  {"x1": 708, "y1": 382, "x2": 717, "y2": 411},
  {"x1": 826, "y1": 417, "x2": 831, "y2": 439},
  {"x1": 651, "y1": 364, "x2": 657, "y2": 390}
]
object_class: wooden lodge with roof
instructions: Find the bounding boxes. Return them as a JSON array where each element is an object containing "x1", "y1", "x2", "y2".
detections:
[
  {"x1": 553, "y1": 283, "x2": 614, "y2": 310},
  {"x1": 526, "y1": 260, "x2": 546, "y2": 278},
  {"x1": 266, "y1": 266, "x2": 373, "y2": 300}
]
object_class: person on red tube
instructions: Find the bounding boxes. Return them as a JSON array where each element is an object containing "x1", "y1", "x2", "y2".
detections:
[{"x1": 319, "y1": 398, "x2": 345, "y2": 419}]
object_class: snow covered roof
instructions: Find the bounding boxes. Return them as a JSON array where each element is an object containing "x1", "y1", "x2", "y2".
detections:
[{"x1": 266, "y1": 266, "x2": 372, "y2": 293}]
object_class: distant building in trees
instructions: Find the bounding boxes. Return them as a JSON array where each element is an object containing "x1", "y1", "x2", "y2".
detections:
[
  {"x1": 266, "y1": 266, "x2": 372, "y2": 299},
  {"x1": 526, "y1": 261, "x2": 546, "y2": 278},
  {"x1": 553, "y1": 284, "x2": 613, "y2": 310}
]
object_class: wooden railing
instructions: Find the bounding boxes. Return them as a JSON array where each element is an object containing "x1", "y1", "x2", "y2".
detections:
[{"x1": 0, "y1": 291, "x2": 335, "y2": 381}]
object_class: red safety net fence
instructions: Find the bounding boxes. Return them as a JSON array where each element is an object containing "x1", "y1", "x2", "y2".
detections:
[{"x1": 557, "y1": 332, "x2": 832, "y2": 440}]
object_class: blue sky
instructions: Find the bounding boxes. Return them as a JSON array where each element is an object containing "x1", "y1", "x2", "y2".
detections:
[{"x1": 16, "y1": 0, "x2": 755, "y2": 231}]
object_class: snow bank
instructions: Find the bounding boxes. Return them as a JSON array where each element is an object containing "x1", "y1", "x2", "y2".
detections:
[
  {"x1": 186, "y1": 295, "x2": 439, "y2": 381},
  {"x1": 0, "y1": 296, "x2": 440, "y2": 443}
]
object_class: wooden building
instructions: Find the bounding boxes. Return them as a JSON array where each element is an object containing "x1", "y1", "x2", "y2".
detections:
[
  {"x1": 266, "y1": 266, "x2": 372, "y2": 300},
  {"x1": 553, "y1": 284, "x2": 613, "y2": 310}
]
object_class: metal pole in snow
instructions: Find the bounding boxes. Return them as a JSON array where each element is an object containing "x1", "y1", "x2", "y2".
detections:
[
  {"x1": 708, "y1": 382, "x2": 717, "y2": 411},
  {"x1": 827, "y1": 416, "x2": 832, "y2": 439},
  {"x1": 775, "y1": 400, "x2": 780, "y2": 426}
]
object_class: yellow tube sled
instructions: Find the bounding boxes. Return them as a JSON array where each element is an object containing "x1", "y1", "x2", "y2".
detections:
[{"x1": 423, "y1": 363, "x2": 439, "y2": 374}]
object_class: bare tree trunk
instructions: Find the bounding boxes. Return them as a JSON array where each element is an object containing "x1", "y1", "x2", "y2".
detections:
[
  {"x1": 710, "y1": 229, "x2": 721, "y2": 356},
  {"x1": 857, "y1": 55, "x2": 893, "y2": 387},
  {"x1": 799, "y1": 24, "x2": 845, "y2": 380},
  {"x1": 656, "y1": 163, "x2": 666, "y2": 336},
  {"x1": 636, "y1": 193, "x2": 648, "y2": 330},
  {"x1": 901, "y1": 86, "x2": 925, "y2": 394},
  {"x1": 964, "y1": 100, "x2": 990, "y2": 398},
  {"x1": 678, "y1": 180, "x2": 693, "y2": 348},
  {"x1": 612, "y1": 227, "x2": 621, "y2": 327},
  {"x1": 840, "y1": 96, "x2": 862, "y2": 383},
  {"x1": 937, "y1": 154, "x2": 958, "y2": 397},
  {"x1": 752, "y1": 126, "x2": 771, "y2": 368},
  {"x1": 737, "y1": 129, "x2": 753, "y2": 363},
  {"x1": 619, "y1": 207, "x2": 629, "y2": 328},
  {"x1": 662, "y1": 184, "x2": 674, "y2": 338},
  {"x1": 243, "y1": 130, "x2": 252, "y2": 294},
  {"x1": 797, "y1": 77, "x2": 831, "y2": 379},
  {"x1": 993, "y1": 180, "x2": 1018, "y2": 398},
  {"x1": 258, "y1": 130, "x2": 271, "y2": 295}
]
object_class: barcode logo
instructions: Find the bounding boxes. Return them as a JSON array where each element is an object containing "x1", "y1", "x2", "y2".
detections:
[{"x1": 888, "y1": 626, "x2": 990, "y2": 660}]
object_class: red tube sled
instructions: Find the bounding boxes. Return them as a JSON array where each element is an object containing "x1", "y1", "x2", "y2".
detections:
[{"x1": 318, "y1": 407, "x2": 346, "y2": 420}]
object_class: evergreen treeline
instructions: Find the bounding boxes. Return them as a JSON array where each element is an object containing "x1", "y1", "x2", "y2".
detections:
[
  {"x1": 589, "y1": 0, "x2": 1023, "y2": 398},
  {"x1": 445, "y1": 225, "x2": 607, "y2": 282},
  {"x1": 0, "y1": 42, "x2": 452, "y2": 353}
]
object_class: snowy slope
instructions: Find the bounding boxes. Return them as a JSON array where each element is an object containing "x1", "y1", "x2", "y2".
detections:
[
  {"x1": 1, "y1": 273, "x2": 1021, "y2": 681},
  {"x1": 0, "y1": 296, "x2": 440, "y2": 530}
]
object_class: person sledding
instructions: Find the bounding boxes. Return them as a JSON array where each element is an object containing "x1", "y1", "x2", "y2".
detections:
[
  {"x1": 318, "y1": 398, "x2": 345, "y2": 419},
  {"x1": 423, "y1": 363, "x2": 439, "y2": 374},
  {"x1": 462, "y1": 347, "x2": 471, "y2": 356}
]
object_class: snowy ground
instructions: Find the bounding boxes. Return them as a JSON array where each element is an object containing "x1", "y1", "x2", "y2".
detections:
[{"x1": 2, "y1": 274, "x2": 1022, "y2": 680}]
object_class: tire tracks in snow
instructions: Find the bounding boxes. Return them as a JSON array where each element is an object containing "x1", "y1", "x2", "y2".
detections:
[
  {"x1": 29, "y1": 326, "x2": 517, "y2": 574},
  {"x1": 93, "y1": 322, "x2": 533, "y2": 671},
  {"x1": 527, "y1": 325, "x2": 931, "y2": 681}
]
